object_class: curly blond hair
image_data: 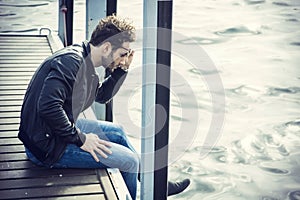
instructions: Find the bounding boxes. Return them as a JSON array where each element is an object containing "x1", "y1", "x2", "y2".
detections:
[{"x1": 90, "y1": 15, "x2": 136, "y2": 48}]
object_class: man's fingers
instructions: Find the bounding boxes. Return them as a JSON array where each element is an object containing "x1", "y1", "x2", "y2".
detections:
[
  {"x1": 94, "y1": 148, "x2": 108, "y2": 159},
  {"x1": 90, "y1": 151, "x2": 100, "y2": 162},
  {"x1": 98, "y1": 139, "x2": 112, "y2": 147},
  {"x1": 82, "y1": 134, "x2": 113, "y2": 161},
  {"x1": 129, "y1": 50, "x2": 134, "y2": 57},
  {"x1": 125, "y1": 50, "x2": 134, "y2": 67},
  {"x1": 97, "y1": 143, "x2": 112, "y2": 155}
]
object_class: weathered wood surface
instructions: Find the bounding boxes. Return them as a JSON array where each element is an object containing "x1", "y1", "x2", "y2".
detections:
[{"x1": 0, "y1": 35, "x2": 119, "y2": 200}]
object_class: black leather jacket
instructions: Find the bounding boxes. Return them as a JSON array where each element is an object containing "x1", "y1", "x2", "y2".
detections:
[{"x1": 18, "y1": 41, "x2": 127, "y2": 166}]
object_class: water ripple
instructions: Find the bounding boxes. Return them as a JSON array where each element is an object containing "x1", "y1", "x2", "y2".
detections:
[
  {"x1": 215, "y1": 26, "x2": 261, "y2": 36},
  {"x1": 0, "y1": 13, "x2": 16, "y2": 17},
  {"x1": 286, "y1": 19, "x2": 299, "y2": 22},
  {"x1": 244, "y1": 0, "x2": 266, "y2": 5},
  {"x1": 272, "y1": 2, "x2": 291, "y2": 7},
  {"x1": 176, "y1": 37, "x2": 227, "y2": 45},
  {"x1": 260, "y1": 196, "x2": 280, "y2": 200},
  {"x1": 285, "y1": 119, "x2": 300, "y2": 129},
  {"x1": 188, "y1": 68, "x2": 220, "y2": 75},
  {"x1": 0, "y1": 3, "x2": 48, "y2": 7},
  {"x1": 0, "y1": 28, "x2": 38, "y2": 33},
  {"x1": 193, "y1": 146, "x2": 227, "y2": 154},
  {"x1": 288, "y1": 191, "x2": 300, "y2": 200},
  {"x1": 290, "y1": 42, "x2": 300, "y2": 46},
  {"x1": 259, "y1": 166, "x2": 289, "y2": 174},
  {"x1": 195, "y1": 181, "x2": 216, "y2": 193},
  {"x1": 267, "y1": 87, "x2": 300, "y2": 96}
]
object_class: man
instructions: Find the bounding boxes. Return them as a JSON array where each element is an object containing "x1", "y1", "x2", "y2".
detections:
[{"x1": 18, "y1": 15, "x2": 189, "y2": 199}]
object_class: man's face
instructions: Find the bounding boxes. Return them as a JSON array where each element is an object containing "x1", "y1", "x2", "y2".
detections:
[{"x1": 102, "y1": 42, "x2": 131, "y2": 70}]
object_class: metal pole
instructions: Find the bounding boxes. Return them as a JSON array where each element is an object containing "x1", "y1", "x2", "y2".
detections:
[
  {"x1": 154, "y1": 1, "x2": 173, "y2": 199},
  {"x1": 106, "y1": 0, "x2": 117, "y2": 16},
  {"x1": 58, "y1": 0, "x2": 73, "y2": 46},
  {"x1": 65, "y1": 0, "x2": 73, "y2": 45},
  {"x1": 86, "y1": 0, "x2": 106, "y2": 40},
  {"x1": 104, "y1": 0, "x2": 117, "y2": 122},
  {"x1": 86, "y1": 0, "x2": 111, "y2": 121},
  {"x1": 141, "y1": 0, "x2": 158, "y2": 199},
  {"x1": 58, "y1": 0, "x2": 64, "y2": 44}
]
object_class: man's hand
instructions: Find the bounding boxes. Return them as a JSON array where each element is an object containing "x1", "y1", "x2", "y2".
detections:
[
  {"x1": 80, "y1": 133, "x2": 112, "y2": 162},
  {"x1": 111, "y1": 50, "x2": 135, "y2": 72},
  {"x1": 122, "y1": 49, "x2": 134, "y2": 70}
]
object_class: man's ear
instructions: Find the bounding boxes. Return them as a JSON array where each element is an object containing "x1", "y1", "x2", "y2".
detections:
[{"x1": 102, "y1": 42, "x2": 112, "y2": 56}]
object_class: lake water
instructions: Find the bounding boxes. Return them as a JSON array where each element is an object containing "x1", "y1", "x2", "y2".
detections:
[{"x1": 1, "y1": 0, "x2": 299, "y2": 199}]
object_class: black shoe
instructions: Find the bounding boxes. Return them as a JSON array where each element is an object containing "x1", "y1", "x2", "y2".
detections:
[{"x1": 167, "y1": 179, "x2": 190, "y2": 196}]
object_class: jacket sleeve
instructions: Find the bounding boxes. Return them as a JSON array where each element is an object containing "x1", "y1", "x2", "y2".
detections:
[
  {"x1": 95, "y1": 67, "x2": 128, "y2": 104},
  {"x1": 37, "y1": 54, "x2": 86, "y2": 147}
]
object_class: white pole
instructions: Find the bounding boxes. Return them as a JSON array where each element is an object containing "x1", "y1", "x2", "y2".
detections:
[
  {"x1": 86, "y1": 0, "x2": 106, "y2": 40},
  {"x1": 141, "y1": 0, "x2": 158, "y2": 199}
]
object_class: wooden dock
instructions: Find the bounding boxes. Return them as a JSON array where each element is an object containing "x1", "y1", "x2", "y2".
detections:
[{"x1": 0, "y1": 34, "x2": 129, "y2": 200}]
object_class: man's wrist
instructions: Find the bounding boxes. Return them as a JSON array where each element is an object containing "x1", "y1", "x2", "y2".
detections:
[{"x1": 119, "y1": 65, "x2": 129, "y2": 72}]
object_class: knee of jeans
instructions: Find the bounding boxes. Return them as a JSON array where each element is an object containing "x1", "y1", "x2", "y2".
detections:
[
  {"x1": 122, "y1": 153, "x2": 139, "y2": 173},
  {"x1": 114, "y1": 124, "x2": 125, "y2": 134}
]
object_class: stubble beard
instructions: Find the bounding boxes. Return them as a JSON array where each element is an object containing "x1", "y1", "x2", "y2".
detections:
[{"x1": 102, "y1": 52, "x2": 117, "y2": 71}]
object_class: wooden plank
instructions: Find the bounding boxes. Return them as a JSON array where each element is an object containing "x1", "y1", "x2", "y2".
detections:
[
  {"x1": 0, "y1": 87, "x2": 28, "y2": 92},
  {"x1": 0, "y1": 71, "x2": 34, "y2": 75},
  {"x1": 0, "y1": 83, "x2": 27, "y2": 88},
  {"x1": 0, "y1": 184, "x2": 104, "y2": 200},
  {"x1": 0, "y1": 40, "x2": 48, "y2": 46},
  {"x1": 0, "y1": 80, "x2": 30, "y2": 85},
  {"x1": 0, "y1": 112, "x2": 20, "y2": 118},
  {"x1": 0, "y1": 36, "x2": 47, "y2": 40},
  {"x1": 43, "y1": 194, "x2": 108, "y2": 200},
  {"x1": 0, "y1": 106, "x2": 22, "y2": 112},
  {"x1": 0, "y1": 45, "x2": 50, "y2": 49},
  {"x1": 0, "y1": 35, "x2": 120, "y2": 200},
  {"x1": 0, "y1": 174, "x2": 102, "y2": 189},
  {"x1": 0, "y1": 98, "x2": 23, "y2": 102},
  {"x1": 0, "y1": 100, "x2": 22, "y2": 106},
  {"x1": 0, "y1": 117, "x2": 20, "y2": 124},
  {"x1": 0, "y1": 84, "x2": 29, "y2": 89},
  {"x1": 0, "y1": 49, "x2": 51, "y2": 53},
  {"x1": 0, "y1": 57, "x2": 45, "y2": 61},
  {"x1": 98, "y1": 170, "x2": 118, "y2": 200},
  {"x1": 0, "y1": 68, "x2": 36, "y2": 72},
  {"x1": 0, "y1": 37, "x2": 47, "y2": 40},
  {"x1": 0, "y1": 123, "x2": 19, "y2": 133},
  {"x1": 0, "y1": 152, "x2": 26, "y2": 161},
  {"x1": 0, "y1": 131, "x2": 18, "y2": 138},
  {"x1": 0, "y1": 80, "x2": 29, "y2": 86},
  {"x1": 0, "y1": 63, "x2": 40, "y2": 67},
  {"x1": 0, "y1": 90, "x2": 25, "y2": 95},
  {"x1": 0, "y1": 160, "x2": 35, "y2": 170},
  {"x1": 0, "y1": 60, "x2": 43, "y2": 64},
  {"x1": 0, "y1": 95, "x2": 24, "y2": 100},
  {"x1": 0, "y1": 78, "x2": 32, "y2": 82},
  {"x1": 0, "y1": 52, "x2": 50, "y2": 56},
  {"x1": 0, "y1": 167, "x2": 98, "y2": 180},
  {"x1": 0, "y1": 145, "x2": 24, "y2": 154},
  {"x1": 0, "y1": 35, "x2": 47, "y2": 43},
  {"x1": 0, "y1": 138, "x2": 21, "y2": 146}
]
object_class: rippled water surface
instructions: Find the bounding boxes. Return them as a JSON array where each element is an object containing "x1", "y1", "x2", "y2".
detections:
[{"x1": 1, "y1": 0, "x2": 299, "y2": 199}]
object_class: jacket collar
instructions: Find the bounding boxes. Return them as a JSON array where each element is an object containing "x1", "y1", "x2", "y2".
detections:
[{"x1": 82, "y1": 41, "x2": 97, "y2": 75}]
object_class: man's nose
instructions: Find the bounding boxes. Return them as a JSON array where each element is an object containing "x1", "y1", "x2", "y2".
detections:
[{"x1": 119, "y1": 57, "x2": 126, "y2": 65}]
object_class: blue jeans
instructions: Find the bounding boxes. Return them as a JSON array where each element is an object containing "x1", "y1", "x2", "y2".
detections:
[{"x1": 26, "y1": 118, "x2": 139, "y2": 200}]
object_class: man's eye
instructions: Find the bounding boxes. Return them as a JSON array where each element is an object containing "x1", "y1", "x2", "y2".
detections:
[
  {"x1": 120, "y1": 52, "x2": 128, "y2": 58},
  {"x1": 120, "y1": 53, "x2": 127, "y2": 57}
]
